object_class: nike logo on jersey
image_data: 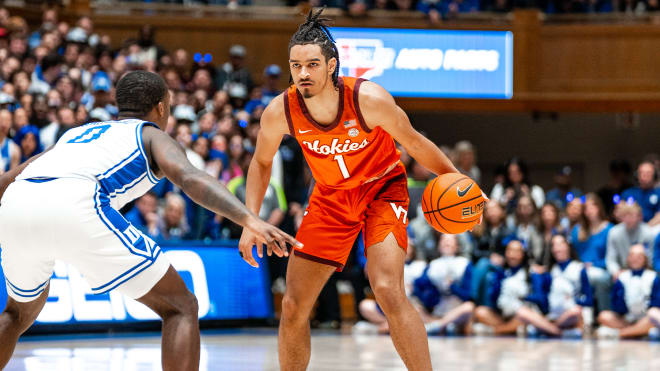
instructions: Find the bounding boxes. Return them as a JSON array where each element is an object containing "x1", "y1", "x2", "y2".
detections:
[
  {"x1": 457, "y1": 183, "x2": 473, "y2": 197},
  {"x1": 298, "y1": 129, "x2": 312, "y2": 134},
  {"x1": 302, "y1": 138, "x2": 369, "y2": 156}
]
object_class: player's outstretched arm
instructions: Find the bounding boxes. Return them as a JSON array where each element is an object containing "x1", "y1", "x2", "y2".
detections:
[
  {"x1": 239, "y1": 95, "x2": 297, "y2": 267},
  {"x1": 142, "y1": 125, "x2": 301, "y2": 266},
  {"x1": 358, "y1": 81, "x2": 459, "y2": 176}
]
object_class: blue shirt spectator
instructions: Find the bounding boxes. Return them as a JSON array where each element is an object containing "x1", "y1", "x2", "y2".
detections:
[
  {"x1": 622, "y1": 187, "x2": 660, "y2": 223},
  {"x1": 124, "y1": 192, "x2": 159, "y2": 238},
  {"x1": 571, "y1": 222, "x2": 612, "y2": 270},
  {"x1": 545, "y1": 166, "x2": 583, "y2": 210},
  {"x1": 13, "y1": 125, "x2": 43, "y2": 163},
  {"x1": 621, "y1": 161, "x2": 660, "y2": 224}
]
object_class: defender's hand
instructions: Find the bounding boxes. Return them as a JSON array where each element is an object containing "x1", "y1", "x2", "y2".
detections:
[{"x1": 239, "y1": 218, "x2": 303, "y2": 268}]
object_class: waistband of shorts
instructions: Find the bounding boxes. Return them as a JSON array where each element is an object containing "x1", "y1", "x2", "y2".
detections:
[{"x1": 22, "y1": 177, "x2": 59, "y2": 184}]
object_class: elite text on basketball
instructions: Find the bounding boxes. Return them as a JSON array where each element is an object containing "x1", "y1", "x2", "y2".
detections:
[{"x1": 461, "y1": 201, "x2": 485, "y2": 219}]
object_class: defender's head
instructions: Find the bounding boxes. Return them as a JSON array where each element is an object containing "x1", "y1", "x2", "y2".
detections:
[
  {"x1": 288, "y1": 8, "x2": 339, "y2": 99},
  {"x1": 116, "y1": 71, "x2": 170, "y2": 129}
]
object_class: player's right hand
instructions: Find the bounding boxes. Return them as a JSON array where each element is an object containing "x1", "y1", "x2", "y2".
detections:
[{"x1": 239, "y1": 218, "x2": 303, "y2": 268}]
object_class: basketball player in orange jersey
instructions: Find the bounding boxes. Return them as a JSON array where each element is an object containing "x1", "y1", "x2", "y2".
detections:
[{"x1": 239, "y1": 9, "x2": 470, "y2": 371}]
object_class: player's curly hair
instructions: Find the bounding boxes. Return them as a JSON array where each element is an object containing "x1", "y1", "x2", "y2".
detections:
[
  {"x1": 288, "y1": 7, "x2": 340, "y2": 88},
  {"x1": 116, "y1": 71, "x2": 168, "y2": 117}
]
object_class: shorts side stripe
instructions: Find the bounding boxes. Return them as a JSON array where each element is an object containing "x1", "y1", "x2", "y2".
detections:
[
  {"x1": 5, "y1": 276, "x2": 49, "y2": 293},
  {"x1": 5, "y1": 278, "x2": 48, "y2": 298},
  {"x1": 90, "y1": 248, "x2": 162, "y2": 294},
  {"x1": 94, "y1": 186, "x2": 135, "y2": 253}
]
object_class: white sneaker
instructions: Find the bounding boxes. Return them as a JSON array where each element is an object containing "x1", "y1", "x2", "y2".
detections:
[
  {"x1": 596, "y1": 326, "x2": 620, "y2": 339},
  {"x1": 472, "y1": 323, "x2": 495, "y2": 336},
  {"x1": 352, "y1": 321, "x2": 379, "y2": 334},
  {"x1": 648, "y1": 327, "x2": 660, "y2": 341}
]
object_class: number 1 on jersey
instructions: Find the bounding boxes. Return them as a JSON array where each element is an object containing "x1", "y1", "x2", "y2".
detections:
[{"x1": 333, "y1": 155, "x2": 350, "y2": 179}]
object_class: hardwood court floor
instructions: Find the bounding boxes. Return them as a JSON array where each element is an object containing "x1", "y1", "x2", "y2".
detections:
[{"x1": 6, "y1": 329, "x2": 660, "y2": 370}]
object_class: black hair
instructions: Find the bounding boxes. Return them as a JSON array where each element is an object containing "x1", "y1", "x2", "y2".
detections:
[
  {"x1": 288, "y1": 7, "x2": 339, "y2": 88},
  {"x1": 40, "y1": 53, "x2": 62, "y2": 72},
  {"x1": 609, "y1": 159, "x2": 631, "y2": 174},
  {"x1": 504, "y1": 156, "x2": 531, "y2": 187},
  {"x1": 116, "y1": 71, "x2": 168, "y2": 117}
]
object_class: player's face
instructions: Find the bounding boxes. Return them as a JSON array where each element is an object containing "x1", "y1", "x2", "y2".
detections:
[{"x1": 289, "y1": 44, "x2": 336, "y2": 99}]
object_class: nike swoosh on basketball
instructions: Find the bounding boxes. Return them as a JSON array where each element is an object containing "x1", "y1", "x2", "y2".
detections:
[
  {"x1": 457, "y1": 183, "x2": 473, "y2": 197},
  {"x1": 298, "y1": 129, "x2": 312, "y2": 134}
]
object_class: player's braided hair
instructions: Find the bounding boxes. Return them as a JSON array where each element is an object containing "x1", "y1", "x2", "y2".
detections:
[{"x1": 288, "y1": 7, "x2": 340, "y2": 88}]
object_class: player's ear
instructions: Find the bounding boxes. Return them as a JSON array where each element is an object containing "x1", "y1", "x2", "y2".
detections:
[
  {"x1": 157, "y1": 101, "x2": 165, "y2": 118},
  {"x1": 327, "y1": 57, "x2": 337, "y2": 76}
]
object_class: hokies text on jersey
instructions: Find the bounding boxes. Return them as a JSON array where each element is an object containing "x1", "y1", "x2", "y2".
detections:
[{"x1": 301, "y1": 137, "x2": 369, "y2": 156}]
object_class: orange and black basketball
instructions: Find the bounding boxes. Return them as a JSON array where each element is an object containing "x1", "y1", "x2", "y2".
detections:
[{"x1": 421, "y1": 173, "x2": 486, "y2": 234}]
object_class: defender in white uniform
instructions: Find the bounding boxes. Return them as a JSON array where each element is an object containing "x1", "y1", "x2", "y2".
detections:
[
  {"x1": 2, "y1": 119, "x2": 166, "y2": 300},
  {"x1": 0, "y1": 71, "x2": 300, "y2": 371}
]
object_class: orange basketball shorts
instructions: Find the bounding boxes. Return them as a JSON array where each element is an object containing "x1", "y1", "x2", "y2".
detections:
[{"x1": 294, "y1": 163, "x2": 409, "y2": 271}]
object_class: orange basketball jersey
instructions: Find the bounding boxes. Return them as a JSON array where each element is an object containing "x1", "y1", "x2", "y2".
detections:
[{"x1": 284, "y1": 77, "x2": 400, "y2": 189}]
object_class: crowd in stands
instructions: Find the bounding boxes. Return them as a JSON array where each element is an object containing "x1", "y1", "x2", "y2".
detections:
[
  {"x1": 2, "y1": 7, "x2": 660, "y2": 340},
  {"x1": 122, "y1": 0, "x2": 660, "y2": 20},
  {"x1": 354, "y1": 152, "x2": 660, "y2": 340}
]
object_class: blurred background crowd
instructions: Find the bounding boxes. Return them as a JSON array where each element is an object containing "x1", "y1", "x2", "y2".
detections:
[
  {"x1": 116, "y1": 0, "x2": 660, "y2": 20},
  {"x1": 1, "y1": 6, "x2": 660, "y2": 340}
]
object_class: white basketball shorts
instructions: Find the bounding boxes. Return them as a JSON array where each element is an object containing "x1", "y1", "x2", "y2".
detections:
[{"x1": 0, "y1": 177, "x2": 170, "y2": 302}]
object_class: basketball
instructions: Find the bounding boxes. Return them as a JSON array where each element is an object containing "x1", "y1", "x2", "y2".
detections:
[{"x1": 421, "y1": 173, "x2": 486, "y2": 234}]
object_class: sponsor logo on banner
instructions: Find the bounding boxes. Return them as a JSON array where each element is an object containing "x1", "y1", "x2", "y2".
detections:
[
  {"x1": 332, "y1": 28, "x2": 513, "y2": 99},
  {"x1": 35, "y1": 251, "x2": 210, "y2": 323},
  {"x1": 336, "y1": 38, "x2": 500, "y2": 78}
]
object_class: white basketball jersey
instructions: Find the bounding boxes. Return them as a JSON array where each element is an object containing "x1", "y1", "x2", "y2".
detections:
[{"x1": 17, "y1": 119, "x2": 160, "y2": 209}]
